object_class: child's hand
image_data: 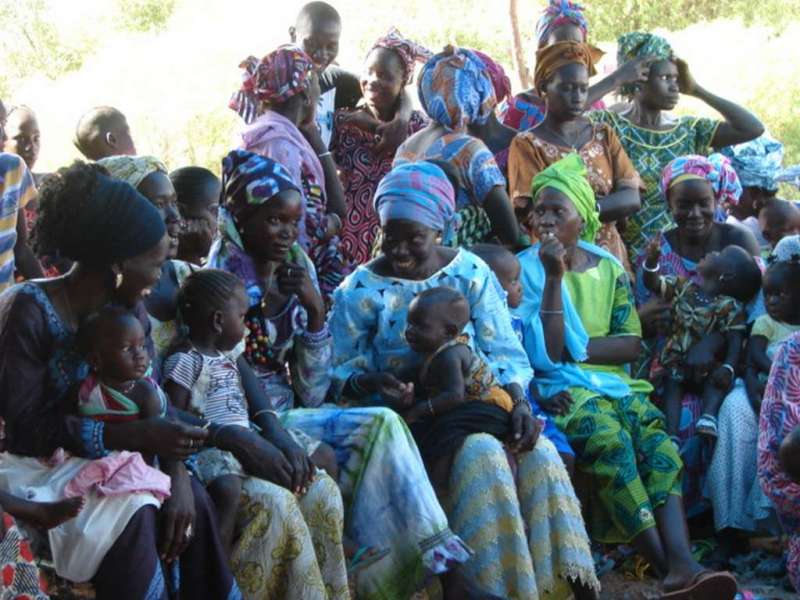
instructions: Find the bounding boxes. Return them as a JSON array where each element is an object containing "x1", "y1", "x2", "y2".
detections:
[
  {"x1": 402, "y1": 401, "x2": 426, "y2": 425},
  {"x1": 710, "y1": 364, "x2": 735, "y2": 391},
  {"x1": 361, "y1": 373, "x2": 414, "y2": 409},
  {"x1": 645, "y1": 236, "x2": 661, "y2": 267},
  {"x1": 745, "y1": 371, "x2": 765, "y2": 414}
]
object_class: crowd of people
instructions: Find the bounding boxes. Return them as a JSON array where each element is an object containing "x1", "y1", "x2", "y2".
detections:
[{"x1": 1, "y1": 1, "x2": 800, "y2": 599}]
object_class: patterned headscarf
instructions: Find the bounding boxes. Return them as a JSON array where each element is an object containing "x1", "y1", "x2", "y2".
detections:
[
  {"x1": 472, "y1": 50, "x2": 512, "y2": 104},
  {"x1": 229, "y1": 45, "x2": 314, "y2": 124},
  {"x1": 98, "y1": 155, "x2": 168, "y2": 190},
  {"x1": 617, "y1": 32, "x2": 673, "y2": 96},
  {"x1": 776, "y1": 165, "x2": 800, "y2": 189},
  {"x1": 418, "y1": 46, "x2": 497, "y2": 131},
  {"x1": 374, "y1": 162, "x2": 459, "y2": 244},
  {"x1": 535, "y1": 0, "x2": 589, "y2": 47},
  {"x1": 770, "y1": 234, "x2": 800, "y2": 264},
  {"x1": 533, "y1": 41, "x2": 603, "y2": 94},
  {"x1": 371, "y1": 28, "x2": 433, "y2": 85},
  {"x1": 720, "y1": 134, "x2": 784, "y2": 191},
  {"x1": 660, "y1": 154, "x2": 742, "y2": 208},
  {"x1": 532, "y1": 153, "x2": 599, "y2": 243}
]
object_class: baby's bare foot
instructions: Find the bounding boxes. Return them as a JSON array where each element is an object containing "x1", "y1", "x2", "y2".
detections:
[{"x1": 29, "y1": 497, "x2": 85, "y2": 529}]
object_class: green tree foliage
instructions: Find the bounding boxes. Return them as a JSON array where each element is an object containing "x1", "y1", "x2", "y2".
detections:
[{"x1": 114, "y1": 0, "x2": 176, "y2": 33}]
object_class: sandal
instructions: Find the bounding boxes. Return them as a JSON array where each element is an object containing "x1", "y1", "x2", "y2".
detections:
[
  {"x1": 661, "y1": 569, "x2": 737, "y2": 600},
  {"x1": 696, "y1": 414, "x2": 719, "y2": 439}
]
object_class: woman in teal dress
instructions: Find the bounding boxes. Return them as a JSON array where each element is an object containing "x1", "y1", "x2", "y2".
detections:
[
  {"x1": 330, "y1": 160, "x2": 600, "y2": 600},
  {"x1": 590, "y1": 32, "x2": 763, "y2": 256},
  {"x1": 514, "y1": 153, "x2": 738, "y2": 599}
]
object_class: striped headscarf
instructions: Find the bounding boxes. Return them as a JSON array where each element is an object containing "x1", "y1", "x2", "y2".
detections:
[
  {"x1": 472, "y1": 50, "x2": 512, "y2": 103},
  {"x1": 418, "y1": 46, "x2": 496, "y2": 131},
  {"x1": 532, "y1": 153, "x2": 599, "y2": 243},
  {"x1": 98, "y1": 155, "x2": 168, "y2": 190},
  {"x1": 536, "y1": 0, "x2": 589, "y2": 47},
  {"x1": 229, "y1": 45, "x2": 314, "y2": 124},
  {"x1": 374, "y1": 162, "x2": 458, "y2": 244},
  {"x1": 371, "y1": 28, "x2": 433, "y2": 85},
  {"x1": 720, "y1": 134, "x2": 784, "y2": 191},
  {"x1": 660, "y1": 154, "x2": 742, "y2": 212}
]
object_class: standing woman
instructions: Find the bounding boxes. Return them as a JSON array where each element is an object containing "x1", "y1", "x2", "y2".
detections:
[
  {"x1": 330, "y1": 161, "x2": 600, "y2": 600},
  {"x1": 230, "y1": 45, "x2": 351, "y2": 301},
  {"x1": 0, "y1": 162, "x2": 239, "y2": 599},
  {"x1": 395, "y1": 47, "x2": 520, "y2": 247},
  {"x1": 590, "y1": 32, "x2": 763, "y2": 257},
  {"x1": 508, "y1": 41, "x2": 641, "y2": 271},
  {"x1": 331, "y1": 28, "x2": 429, "y2": 265}
]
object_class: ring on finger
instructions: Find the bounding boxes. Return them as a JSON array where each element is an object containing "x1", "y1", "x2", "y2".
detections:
[{"x1": 185, "y1": 524, "x2": 193, "y2": 538}]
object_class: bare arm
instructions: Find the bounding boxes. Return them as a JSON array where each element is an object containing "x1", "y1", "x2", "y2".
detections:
[
  {"x1": 538, "y1": 236, "x2": 567, "y2": 363},
  {"x1": 597, "y1": 187, "x2": 641, "y2": 223},
  {"x1": 484, "y1": 186, "x2": 520, "y2": 246},
  {"x1": 585, "y1": 335, "x2": 641, "y2": 365},
  {"x1": 425, "y1": 346, "x2": 468, "y2": 415},
  {"x1": 722, "y1": 330, "x2": 745, "y2": 370},
  {"x1": 13, "y1": 208, "x2": 43, "y2": 280},
  {"x1": 747, "y1": 335, "x2": 771, "y2": 373},
  {"x1": 641, "y1": 238, "x2": 663, "y2": 295},
  {"x1": 136, "y1": 381, "x2": 165, "y2": 420}
]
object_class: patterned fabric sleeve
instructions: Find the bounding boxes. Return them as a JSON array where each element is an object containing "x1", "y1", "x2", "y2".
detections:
[
  {"x1": 508, "y1": 133, "x2": 548, "y2": 200},
  {"x1": 464, "y1": 137, "x2": 506, "y2": 203},
  {"x1": 609, "y1": 269, "x2": 643, "y2": 337},
  {"x1": 328, "y1": 269, "x2": 379, "y2": 398},
  {"x1": 162, "y1": 351, "x2": 202, "y2": 391},
  {"x1": 464, "y1": 256, "x2": 533, "y2": 388},
  {"x1": 691, "y1": 116, "x2": 722, "y2": 154},
  {"x1": 721, "y1": 299, "x2": 748, "y2": 332}
]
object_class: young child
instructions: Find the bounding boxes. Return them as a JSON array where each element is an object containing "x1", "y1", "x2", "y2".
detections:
[
  {"x1": 73, "y1": 106, "x2": 136, "y2": 161},
  {"x1": 746, "y1": 256, "x2": 800, "y2": 411},
  {"x1": 471, "y1": 243, "x2": 576, "y2": 471},
  {"x1": 403, "y1": 286, "x2": 517, "y2": 493},
  {"x1": 758, "y1": 198, "x2": 800, "y2": 251},
  {"x1": 169, "y1": 166, "x2": 221, "y2": 266},
  {"x1": 643, "y1": 240, "x2": 762, "y2": 439}
]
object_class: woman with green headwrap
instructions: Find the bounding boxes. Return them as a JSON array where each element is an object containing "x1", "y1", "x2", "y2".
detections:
[
  {"x1": 514, "y1": 154, "x2": 738, "y2": 598},
  {"x1": 590, "y1": 32, "x2": 763, "y2": 257}
]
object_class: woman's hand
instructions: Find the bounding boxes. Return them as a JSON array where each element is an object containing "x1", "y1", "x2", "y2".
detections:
[
  {"x1": 614, "y1": 55, "x2": 657, "y2": 87},
  {"x1": 675, "y1": 58, "x2": 699, "y2": 96},
  {"x1": 323, "y1": 213, "x2": 342, "y2": 241},
  {"x1": 374, "y1": 117, "x2": 410, "y2": 157},
  {"x1": 637, "y1": 298, "x2": 672, "y2": 338},
  {"x1": 133, "y1": 418, "x2": 209, "y2": 460},
  {"x1": 539, "y1": 234, "x2": 567, "y2": 278},
  {"x1": 508, "y1": 403, "x2": 541, "y2": 453},
  {"x1": 710, "y1": 365, "x2": 734, "y2": 391},
  {"x1": 538, "y1": 391, "x2": 574, "y2": 416},
  {"x1": 277, "y1": 262, "x2": 325, "y2": 316},
  {"x1": 298, "y1": 121, "x2": 328, "y2": 155},
  {"x1": 216, "y1": 426, "x2": 295, "y2": 490},
  {"x1": 339, "y1": 110, "x2": 381, "y2": 134},
  {"x1": 159, "y1": 463, "x2": 195, "y2": 563},
  {"x1": 274, "y1": 436, "x2": 315, "y2": 495},
  {"x1": 645, "y1": 236, "x2": 661, "y2": 268}
]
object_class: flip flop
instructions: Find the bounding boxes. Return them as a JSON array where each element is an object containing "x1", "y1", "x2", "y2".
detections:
[{"x1": 661, "y1": 570, "x2": 737, "y2": 600}]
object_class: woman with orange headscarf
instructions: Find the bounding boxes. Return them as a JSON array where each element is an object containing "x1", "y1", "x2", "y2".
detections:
[{"x1": 508, "y1": 41, "x2": 641, "y2": 270}]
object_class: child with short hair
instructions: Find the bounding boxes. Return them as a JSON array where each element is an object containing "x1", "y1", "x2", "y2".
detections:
[
  {"x1": 169, "y1": 166, "x2": 221, "y2": 266},
  {"x1": 758, "y1": 198, "x2": 800, "y2": 251},
  {"x1": 163, "y1": 269, "x2": 318, "y2": 557},
  {"x1": 73, "y1": 106, "x2": 136, "y2": 161},
  {"x1": 471, "y1": 243, "x2": 576, "y2": 471},
  {"x1": 643, "y1": 240, "x2": 762, "y2": 439},
  {"x1": 403, "y1": 286, "x2": 518, "y2": 493},
  {"x1": 746, "y1": 252, "x2": 800, "y2": 412}
]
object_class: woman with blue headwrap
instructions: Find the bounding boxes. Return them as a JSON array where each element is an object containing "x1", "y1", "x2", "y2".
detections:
[
  {"x1": 330, "y1": 161, "x2": 600, "y2": 600},
  {"x1": 591, "y1": 31, "x2": 764, "y2": 257},
  {"x1": 394, "y1": 46, "x2": 520, "y2": 247}
]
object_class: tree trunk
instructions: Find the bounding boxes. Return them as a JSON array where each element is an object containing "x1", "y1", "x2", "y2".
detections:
[{"x1": 508, "y1": 0, "x2": 532, "y2": 91}]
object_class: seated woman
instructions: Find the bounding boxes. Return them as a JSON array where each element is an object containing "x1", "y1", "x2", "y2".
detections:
[
  {"x1": 209, "y1": 149, "x2": 480, "y2": 600},
  {"x1": 633, "y1": 154, "x2": 763, "y2": 524},
  {"x1": 230, "y1": 44, "x2": 351, "y2": 302},
  {"x1": 759, "y1": 329, "x2": 800, "y2": 594},
  {"x1": 508, "y1": 40, "x2": 641, "y2": 271},
  {"x1": 330, "y1": 28, "x2": 429, "y2": 265},
  {"x1": 502, "y1": 0, "x2": 649, "y2": 131},
  {"x1": 0, "y1": 162, "x2": 238, "y2": 599},
  {"x1": 514, "y1": 153, "x2": 737, "y2": 598},
  {"x1": 98, "y1": 155, "x2": 192, "y2": 367},
  {"x1": 394, "y1": 47, "x2": 519, "y2": 247},
  {"x1": 169, "y1": 166, "x2": 221, "y2": 266},
  {"x1": 330, "y1": 161, "x2": 599, "y2": 600},
  {"x1": 591, "y1": 32, "x2": 764, "y2": 257}
]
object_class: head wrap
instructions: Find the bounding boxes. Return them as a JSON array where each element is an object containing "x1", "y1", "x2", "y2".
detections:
[
  {"x1": 776, "y1": 165, "x2": 800, "y2": 189},
  {"x1": 370, "y1": 28, "x2": 433, "y2": 85},
  {"x1": 535, "y1": 0, "x2": 588, "y2": 47},
  {"x1": 472, "y1": 50, "x2": 512, "y2": 104},
  {"x1": 221, "y1": 149, "x2": 300, "y2": 232},
  {"x1": 659, "y1": 154, "x2": 742, "y2": 213},
  {"x1": 617, "y1": 32, "x2": 673, "y2": 96},
  {"x1": 229, "y1": 45, "x2": 314, "y2": 124},
  {"x1": 57, "y1": 173, "x2": 166, "y2": 265},
  {"x1": 533, "y1": 41, "x2": 603, "y2": 94},
  {"x1": 531, "y1": 153, "x2": 599, "y2": 243},
  {"x1": 98, "y1": 155, "x2": 168, "y2": 191},
  {"x1": 374, "y1": 162, "x2": 459, "y2": 243},
  {"x1": 418, "y1": 46, "x2": 496, "y2": 131},
  {"x1": 720, "y1": 134, "x2": 784, "y2": 191},
  {"x1": 770, "y1": 234, "x2": 800, "y2": 265}
]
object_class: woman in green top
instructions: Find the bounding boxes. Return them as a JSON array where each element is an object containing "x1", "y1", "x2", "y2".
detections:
[
  {"x1": 591, "y1": 32, "x2": 763, "y2": 257},
  {"x1": 514, "y1": 154, "x2": 738, "y2": 599}
]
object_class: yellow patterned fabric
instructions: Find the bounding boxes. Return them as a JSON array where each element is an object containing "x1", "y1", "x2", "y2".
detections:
[
  {"x1": 232, "y1": 472, "x2": 349, "y2": 600},
  {"x1": 446, "y1": 434, "x2": 599, "y2": 599}
]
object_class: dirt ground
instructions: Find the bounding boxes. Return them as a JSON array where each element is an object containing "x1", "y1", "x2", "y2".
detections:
[{"x1": 598, "y1": 571, "x2": 796, "y2": 599}]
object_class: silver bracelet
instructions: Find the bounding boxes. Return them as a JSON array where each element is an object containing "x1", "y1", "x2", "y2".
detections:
[
  {"x1": 642, "y1": 262, "x2": 660, "y2": 273},
  {"x1": 720, "y1": 363, "x2": 736, "y2": 377},
  {"x1": 540, "y1": 309, "x2": 564, "y2": 315},
  {"x1": 318, "y1": 151, "x2": 332, "y2": 159}
]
